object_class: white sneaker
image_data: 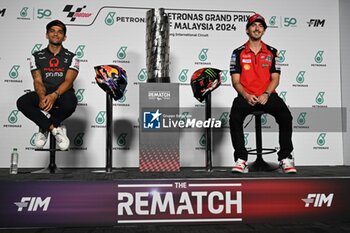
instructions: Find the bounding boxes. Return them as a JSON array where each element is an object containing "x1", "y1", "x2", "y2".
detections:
[
  {"x1": 280, "y1": 158, "x2": 297, "y2": 173},
  {"x1": 34, "y1": 131, "x2": 48, "y2": 149},
  {"x1": 232, "y1": 159, "x2": 249, "y2": 173},
  {"x1": 51, "y1": 126, "x2": 70, "y2": 151}
]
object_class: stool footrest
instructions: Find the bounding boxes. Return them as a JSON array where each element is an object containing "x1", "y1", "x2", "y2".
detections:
[{"x1": 247, "y1": 148, "x2": 277, "y2": 155}]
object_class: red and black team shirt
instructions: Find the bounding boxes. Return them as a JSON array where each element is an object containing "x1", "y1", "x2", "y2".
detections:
[
  {"x1": 230, "y1": 41, "x2": 280, "y2": 96},
  {"x1": 30, "y1": 47, "x2": 79, "y2": 90}
]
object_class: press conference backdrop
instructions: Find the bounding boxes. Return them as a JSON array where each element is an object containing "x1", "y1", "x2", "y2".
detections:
[{"x1": 0, "y1": 0, "x2": 345, "y2": 168}]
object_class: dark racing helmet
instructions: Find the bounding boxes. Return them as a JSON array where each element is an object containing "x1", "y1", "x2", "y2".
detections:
[
  {"x1": 190, "y1": 67, "x2": 222, "y2": 102},
  {"x1": 94, "y1": 65, "x2": 127, "y2": 101}
]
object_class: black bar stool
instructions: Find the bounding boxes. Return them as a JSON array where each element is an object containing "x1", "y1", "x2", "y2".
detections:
[
  {"x1": 32, "y1": 131, "x2": 66, "y2": 174},
  {"x1": 247, "y1": 111, "x2": 278, "y2": 172}
]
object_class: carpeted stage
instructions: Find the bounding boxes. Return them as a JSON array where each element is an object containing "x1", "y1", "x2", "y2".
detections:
[{"x1": 1, "y1": 166, "x2": 350, "y2": 233}]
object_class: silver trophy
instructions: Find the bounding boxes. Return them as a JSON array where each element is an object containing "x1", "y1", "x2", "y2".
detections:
[{"x1": 146, "y1": 8, "x2": 170, "y2": 82}]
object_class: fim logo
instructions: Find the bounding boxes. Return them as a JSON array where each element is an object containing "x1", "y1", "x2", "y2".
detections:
[
  {"x1": 307, "y1": 19, "x2": 325, "y2": 27},
  {"x1": 14, "y1": 197, "x2": 51, "y2": 212},
  {"x1": 143, "y1": 109, "x2": 162, "y2": 129},
  {"x1": 302, "y1": 193, "x2": 333, "y2": 207}
]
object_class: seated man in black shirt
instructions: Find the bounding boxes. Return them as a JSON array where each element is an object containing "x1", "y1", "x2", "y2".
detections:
[{"x1": 17, "y1": 20, "x2": 79, "y2": 150}]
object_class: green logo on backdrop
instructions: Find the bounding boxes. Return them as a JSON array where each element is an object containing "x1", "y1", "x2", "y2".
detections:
[
  {"x1": 105, "y1": 12, "x2": 116, "y2": 26},
  {"x1": 30, "y1": 134, "x2": 36, "y2": 146},
  {"x1": 219, "y1": 112, "x2": 229, "y2": 126},
  {"x1": 296, "y1": 71, "x2": 305, "y2": 84},
  {"x1": 31, "y1": 44, "x2": 42, "y2": 54},
  {"x1": 95, "y1": 111, "x2": 106, "y2": 124},
  {"x1": 37, "y1": 9, "x2": 51, "y2": 19},
  {"x1": 198, "y1": 48, "x2": 208, "y2": 61},
  {"x1": 279, "y1": 91, "x2": 287, "y2": 102},
  {"x1": 261, "y1": 114, "x2": 267, "y2": 125},
  {"x1": 317, "y1": 133, "x2": 326, "y2": 146},
  {"x1": 221, "y1": 70, "x2": 228, "y2": 83},
  {"x1": 199, "y1": 134, "x2": 206, "y2": 147},
  {"x1": 74, "y1": 133, "x2": 84, "y2": 146},
  {"x1": 8, "y1": 110, "x2": 19, "y2": 124},
  {"x1": 277, "y1": 50, "x2": 286, "y2": 63},
  {"x1": 75, "y1": 45, "x2": 86, "y2": 59},
  {"x1": 269, "y1": 16, "x2": 277, "y2": 26},
  {"x1": 138, "y1": 69, "x2": 147, "y2": 81},
  {"x1": 117, "y1": 46, "x2": 127, "y2": 60},
  {"x1": 178, "y1": 69, "x2": 188, "y2": 82},
  {"x1": 179, "y1": 112, "x2": 189, "y2": 124},
  {"x1": 9, "y1": 65, "x2": 20, "y2": 79},
  {"x1": 118, "y1": 90, "x2": 127, "y2": 103},
  {"x1": 315, "y1": 91, "x2": 325, "y2": 104},
  {"x1": 75, "y1": 89, "x2": 85, "y2": 103},
  {"x1": 244, "y1": 133, "x2": 249, "y2": 146},
  {"x1": 20, "y1": 7, "x2": 28, "y2": 17},
  {"x1": 315, "y1": 50, "x2": 324, "y2": 63},
  {"x1": 297, "y1": 112, "x2": 307, "y2": 125},
  {"x1": 284, "y1": 17, "x2": 297, "y2": 27},
  {"x1": 117, "y1": 133, "x2": 127, "y2": 147}
]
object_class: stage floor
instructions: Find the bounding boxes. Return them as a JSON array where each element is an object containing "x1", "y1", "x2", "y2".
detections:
[
  {"x1": 1, "y1": 166, "x2": 350, "y2": 233},
  {"x1": 1, "y1": 165, "x2": 350, "y2": 181}
]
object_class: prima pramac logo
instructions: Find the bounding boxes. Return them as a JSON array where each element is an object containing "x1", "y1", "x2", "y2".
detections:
[
  {"x1": 105, "y1": 12, "x2": 116, "y2": 26},
  {"x1": 178, "y1": 69, "x2": 189, "y2": 82}
]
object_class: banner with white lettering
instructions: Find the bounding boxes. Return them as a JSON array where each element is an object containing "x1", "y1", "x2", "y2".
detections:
[{"x1": 0, "y1": 0, "x2": 343, "y2": 168}]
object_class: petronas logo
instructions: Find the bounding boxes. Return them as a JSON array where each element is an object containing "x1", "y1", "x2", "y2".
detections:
[
  {"x1": 95, "y1": 111, "x2": 106, "y2": 124},
  {"x1": 105, "y1": 12, "x2": 116, "y2": 26},
  {"x1": 198, "y1": 49, "x2": 208, "y2": 61},
  {"x1": 117, "y1": 46, "x2": 127, "y2": 60}
]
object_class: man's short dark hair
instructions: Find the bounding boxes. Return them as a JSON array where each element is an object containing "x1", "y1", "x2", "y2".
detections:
[{"x1": 46, "y1": 20, "x2": 67, "y2": 35}]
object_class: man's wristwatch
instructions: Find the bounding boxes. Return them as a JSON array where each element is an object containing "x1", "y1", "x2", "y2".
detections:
[
  {"x1": 263, "y1": 91, "x2": 271, "y2": 97},
  {"x1": 54, "y1": 91, "x2": 60, "y2": 98}
]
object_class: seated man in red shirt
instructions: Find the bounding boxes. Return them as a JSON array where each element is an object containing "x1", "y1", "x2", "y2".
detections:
[{"x1": 229, "y1": 13, "x2": 296, "y2": 174}]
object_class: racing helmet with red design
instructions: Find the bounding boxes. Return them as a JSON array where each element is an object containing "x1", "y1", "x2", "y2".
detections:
[
  {"x1": 94, "y1": 65, "x2": 127, "y2": 101},
  {"x1": 190, "y1": 67, "x2": 222, "y2": 102}
]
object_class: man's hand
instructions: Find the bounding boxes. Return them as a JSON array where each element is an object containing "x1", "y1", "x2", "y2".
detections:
[
  {"x1": 257, "y1": 93, "x2": 269, "y2": 105},
  {"x1": 244, "y1": 93, "x2": 259, "y2": 106},
  {"x1": 39, "y1": 93, "x2": 57, "y2": 112}
]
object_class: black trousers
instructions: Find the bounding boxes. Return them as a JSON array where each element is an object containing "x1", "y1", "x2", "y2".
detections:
[
  {"x1": 229, "y1": 93, "x2": 293, "y2": 162},
  {"x1": 16, "y1": 90, "x2": 77, "y2": 131}
]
